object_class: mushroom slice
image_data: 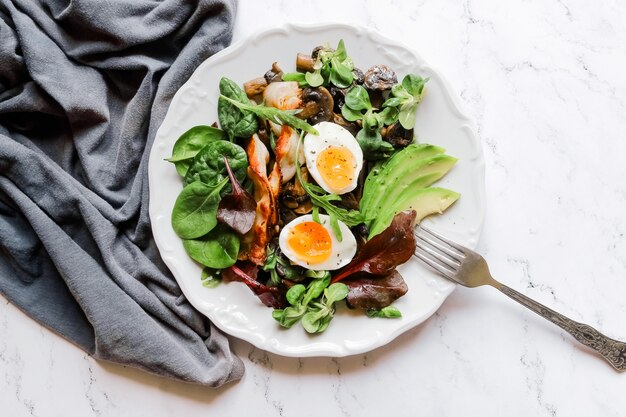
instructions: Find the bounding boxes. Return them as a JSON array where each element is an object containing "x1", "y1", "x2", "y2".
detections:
[
  {"x1": 383, "y1": 122, "x2": 414, "y2": 149},
  {"x1": 364, "y1": 65, "x2": 398, "y2": 91},
  {"x1": 263, "y1": 81, "x2": 302, "y2": 110},
  {"x1": 239, "y1": 134, "x2": 280, "y2": 265},
  {"x1": 244, "y1": 77, "x2": 268, "y2": 98},
  {"x1": 297, "y1": 87, "x2": 334, "y2": 124},
  {"x1": 270, "y1": 122, "x2": 306, "y2": 183}
]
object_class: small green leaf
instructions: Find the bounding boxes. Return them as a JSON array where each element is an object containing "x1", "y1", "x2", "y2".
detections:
[
  {"x1": 382, "y1": 97, "x2": 404, "y2": 108},
  {"x1": 328, "y1": 211, "x2": 342, "y2": 242},
  {"x1": 286, "y1": 284, "x2": 306, "y2": 306},
  {"x1": 341, "y1": 105, "x2": 365, "y2": 122},
  {"x1": 402, "y1": 74, "x2": 427, "y2": 96},
  {"x1": 366, "y1": 306, "x2": 402, "y2": 318},
  {"x1": 329, "y1": 58, "x2": 354, "y2": 88},
  {"x1": 282, "y1": 72, "x2": 308, "y2": 86},
  {"x1": 324, "y1": 283, "x2": 349, "y2": 304},
  {"x1": 301, "y1": 308, "x2": 330, "y2": 333},
  {"x1": 344, "y1": 85, "x2": 371, "y2": 111},
  {"x1": 200, "y1": 267, "x2": 221, "y2": 288},
  {"x1": 302, "y1": 274, "x2": 331, "y2": 306},
  {"x1": 398, "y1": 107, "x2": 417, "y2": 130},
  {"x1": 305, "y1": 70, "x2": 324, "y2": 87},
  {"x1": 377, "y1": 106, "x2": 400, "y2": 126},
  {"x1": 312, "y1": 205, "x2": 321, "y2": 223},
  {"x1": 334, "y1": 39, "x2": 348, "y2": 61}
]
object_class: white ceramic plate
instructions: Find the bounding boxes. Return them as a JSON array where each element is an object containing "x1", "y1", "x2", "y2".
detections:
[{"x1": 149, "y1": 23, "x2": 485, "y2": 357}]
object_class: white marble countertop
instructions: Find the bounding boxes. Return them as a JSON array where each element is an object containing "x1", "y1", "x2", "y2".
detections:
[{"x1": 2, "y1": 0, "x2": 626, "y2": 415}]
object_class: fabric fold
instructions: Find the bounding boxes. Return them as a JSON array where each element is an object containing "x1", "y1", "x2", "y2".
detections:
[{"x1": 0, "y1": 0, "x2": 243, "y2": 386}]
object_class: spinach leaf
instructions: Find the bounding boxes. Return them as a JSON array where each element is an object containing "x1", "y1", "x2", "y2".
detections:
[
  {"x1": 184, "y1": 140, "x2": 248, "y2": 187},
  {"x1": 366, "y1": 306, "x2": 402, "y2": 318},
  {"x1": 171, "y1": 178, "x2": 228, "y2": 239},
  {"x1": 218, "y1": 77, "x2": 258, "y2": 140},
  {"x1": 182, "y1": 224, "x2": 240, "y2": 269},
  {"x1": 166, "y1": 126, "x2": 226, "y2": 176},
  {"x1": 219, "y1": 95, "x2": 318, "y2": 135},
  {"x1": 286, "y1": 284, "x2": 306, "y2": 306}
]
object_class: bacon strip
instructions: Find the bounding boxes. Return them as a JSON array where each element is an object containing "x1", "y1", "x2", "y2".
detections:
[{"x1": 239, "y1": 134, "x2": 280, "y2": 265}]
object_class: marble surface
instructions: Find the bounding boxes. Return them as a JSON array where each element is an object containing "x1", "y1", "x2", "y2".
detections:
[{"x1": 2, "y1": 0, "x2": 626, "y2": 415}]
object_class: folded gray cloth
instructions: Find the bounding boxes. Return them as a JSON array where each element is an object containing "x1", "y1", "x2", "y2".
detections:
[{"x1": 0, "y1": 0, "x2": 243, "y2": 386}]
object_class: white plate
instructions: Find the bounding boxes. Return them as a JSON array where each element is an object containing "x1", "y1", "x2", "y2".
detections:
[{"x1": 149, "y1": 23, "x2": 485, "y2": 357}]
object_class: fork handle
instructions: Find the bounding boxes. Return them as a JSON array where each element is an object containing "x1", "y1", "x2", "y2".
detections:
[{"x1": 497, "y1": 284, "x2": 626, "y2": 372}]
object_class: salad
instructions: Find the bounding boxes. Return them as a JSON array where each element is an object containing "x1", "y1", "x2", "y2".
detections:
[{"x1": 166, "y1": 40, "x2": 459, "y2": 333}]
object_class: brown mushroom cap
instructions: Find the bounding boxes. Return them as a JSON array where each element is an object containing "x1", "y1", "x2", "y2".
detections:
[
  {"x1": 383, "y1": 122, "x2": 414, "y2": 149},
  {"x1": 297, "y1": 86, "x2": 334, "y2": 124},
  {"x1": 364, "y1": 65, "x2": 398, "y2": 90}
]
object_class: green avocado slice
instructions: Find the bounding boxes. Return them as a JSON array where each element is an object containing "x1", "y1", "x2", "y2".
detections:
[
  {"x1": 360, "y1": 143, "x2": 446, "y2": 217},
  {"x1": 368, "y1": 187, "x2": 460, "y2": 238}
]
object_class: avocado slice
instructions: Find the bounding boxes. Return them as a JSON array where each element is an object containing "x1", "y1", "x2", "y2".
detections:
[
  {"x1": 362, "y1": 153, "x2": 458, "y2": 221},
  {"x1": 368, "y1": 187, "x2": 460, "y2": 238},
  {"x1": 360, "y1": 144, "x2": 446, "y2": 217}
]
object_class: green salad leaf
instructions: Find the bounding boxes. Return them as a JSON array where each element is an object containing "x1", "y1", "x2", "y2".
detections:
[
  {"x1": 341, "y1": 85, "x2": 399, "y2": 160},
  {"x1": 182, "y1": 224, "x2": 240, "y2": 269},
  {"x1": 219, "y1": 94, "x2": 318, "y2": 135},
  {"x1": 218, "y1": 77, "x2": 258, "y2": 140},
  {"x1": 166, "y1": 126, "x2": 227, "y2": 176},
  {"x1": 171, "y1": 178, "x2": 228, "y2": 239},
  {"x1": 184, "y1": 140, "x2": 248, "y2": 187},
  {"x1": 382, "y1": 74, "x2": 428, "y2": 130}
]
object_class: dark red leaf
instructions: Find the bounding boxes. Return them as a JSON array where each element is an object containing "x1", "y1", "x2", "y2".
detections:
[
  {"x1": 217, "y1": 157, "x2": 256, "y2": 234},
  {"x1": 222, "y1": 262, "x2": 286, "y2": 308},
  {"x1": 332, "y1": 211, "x2": 417, "y2": 283},
  {"x1": 345, "y1": 270, "x2": 408, "y2": 309}
]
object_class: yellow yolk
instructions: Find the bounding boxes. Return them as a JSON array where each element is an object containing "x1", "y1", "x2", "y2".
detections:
[
  {"x1": 286, "y1": 221, "x2": 332, "y2": 264},
  {"x1": 315, "y1": 146, "x2": 356, "y2": 193}
]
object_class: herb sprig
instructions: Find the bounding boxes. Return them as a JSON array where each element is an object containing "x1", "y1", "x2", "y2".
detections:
[
  {"x1": 219, "y1": 95, "x2": 318, "y2": 135},
  {"x1": 341, "y1": 85, "x2": 399, "y2": 160},
  {"x1": 382, "y1": 74, "x2": 428, "y2": 130},
  {"x1": 294, "y1": 135, "x2": 367, "y2": 241},
  {"x1": 282, "y1": 40, "x2": 355, "y2": 89}
]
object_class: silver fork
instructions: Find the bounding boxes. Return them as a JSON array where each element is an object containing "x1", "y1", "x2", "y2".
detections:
[{"x1": 414, "y1": 225, "x2": 626, "y2": 372}]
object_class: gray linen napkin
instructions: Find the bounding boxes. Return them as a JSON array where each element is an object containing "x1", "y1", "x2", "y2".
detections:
[{"x1": 0, "y1": 0, "x2": 244, "y2": 386}]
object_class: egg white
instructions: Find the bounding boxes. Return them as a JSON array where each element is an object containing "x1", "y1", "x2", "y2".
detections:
[
  {"x1": 278, "y1": 214, "x2": 357, "y2": 271},
  {"x1": 303, "y1": 122, "x2": 363, "y2": 195}
]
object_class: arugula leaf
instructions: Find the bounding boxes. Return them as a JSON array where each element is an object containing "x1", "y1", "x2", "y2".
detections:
[
  {"x1": 294, "y1": 136, "x2": 368, "y2": 238},
  {"x1": 219, "y1": 95, "x2": 318, "y2": 135}
]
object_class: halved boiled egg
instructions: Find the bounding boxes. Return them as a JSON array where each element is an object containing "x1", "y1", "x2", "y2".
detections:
[
  {"x1": 303, "y1": 121, "x2": 363, "y2": 195},
  {"x1": 279, "y1": 214, "x2": 357, "y2": 271}
]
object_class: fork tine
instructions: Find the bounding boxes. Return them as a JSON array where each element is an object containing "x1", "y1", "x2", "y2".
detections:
[
  {"x1": 414, "y1": 247, "x2": 458, "y2": 281},
  {"x1": 415, "y1": 228, "x2": 464, "y2": 262},
  {"x1": 417, "y1": 225, "x2": 467, "y2": 256},
  {"x1": 415, "y1": 235, "x2": 460, "y2": 270}
]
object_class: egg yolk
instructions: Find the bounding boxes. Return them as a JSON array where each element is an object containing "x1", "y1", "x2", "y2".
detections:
[
  {"x1": 315, "y1": 146, "x2": 356, "y2": 192},
  {"x1": 286, "y1": 221, "x2": 332, "y2": 264}
]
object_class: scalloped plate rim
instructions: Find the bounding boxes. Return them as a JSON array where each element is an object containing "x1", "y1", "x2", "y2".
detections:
[{"x1": 149, "y1": 22, "x2": 485, "y2": 357}]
